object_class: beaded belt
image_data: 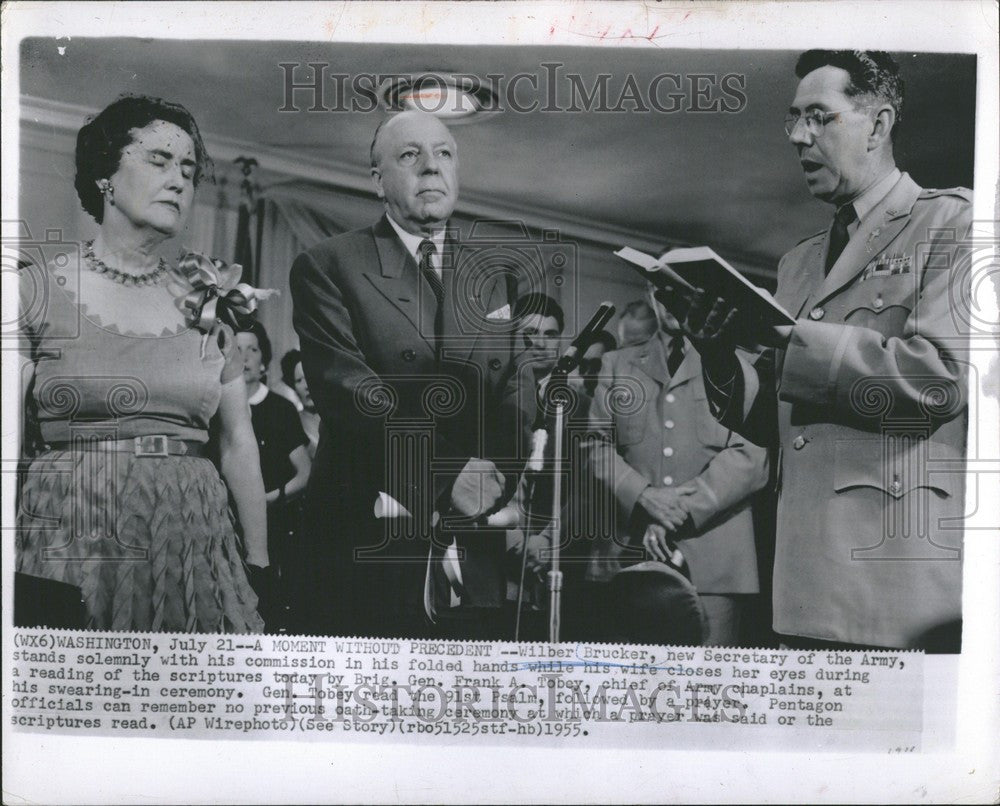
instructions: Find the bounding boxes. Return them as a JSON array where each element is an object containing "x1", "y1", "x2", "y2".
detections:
[{"x1": 46, "y1": 435, "x2": 207, "y2": 458}]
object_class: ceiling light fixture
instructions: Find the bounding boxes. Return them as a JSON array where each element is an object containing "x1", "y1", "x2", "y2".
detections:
[{"x1": 381, "y1": 73, "x2": 500, "y2": 123}]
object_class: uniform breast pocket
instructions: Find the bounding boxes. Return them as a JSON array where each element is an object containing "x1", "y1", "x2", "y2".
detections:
[
  {"x1": 833, "y1": 439, "x2": 951, "y2": 500},
  {"x1": 844, "y1": 275, "x2": 915, "y2": 338}
]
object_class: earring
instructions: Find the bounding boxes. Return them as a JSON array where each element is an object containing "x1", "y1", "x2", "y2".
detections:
[{"x1": 98, "y1": 179, "x2": 115, "y2": 205}]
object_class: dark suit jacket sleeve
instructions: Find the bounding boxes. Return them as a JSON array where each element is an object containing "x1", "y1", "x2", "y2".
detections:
[
  {"x1": 703, "y1": 348, "x2": 779, "y2": 449},
  {"x1": 290, "y1": 246, "x2": 393, "y2": 494},
  {"x1": 290, "y1": 243, "x2": 499, "y2": 509}
]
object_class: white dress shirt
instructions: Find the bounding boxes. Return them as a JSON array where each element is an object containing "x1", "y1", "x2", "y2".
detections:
[{"x1": 386, "y1": 214, "x2": 446, "y2": 278}]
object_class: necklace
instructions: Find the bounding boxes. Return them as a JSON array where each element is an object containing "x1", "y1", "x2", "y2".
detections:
[{"x1": 82, "y1": 240, "x2": 169, "y2": 286}]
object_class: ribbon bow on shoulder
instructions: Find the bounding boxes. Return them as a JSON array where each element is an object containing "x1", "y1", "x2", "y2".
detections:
[{"x1": 179, "y1": 251, "x2": 279, "y2": 332}]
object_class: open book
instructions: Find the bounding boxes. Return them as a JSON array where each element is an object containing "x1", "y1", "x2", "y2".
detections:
[{"x1": 615, "y1": 245, "x2": 794, "y2": 348}]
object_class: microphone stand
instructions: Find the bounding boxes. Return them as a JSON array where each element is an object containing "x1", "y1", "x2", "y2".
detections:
[
  {"x1": 513, "y1": 385, "x2": 566, "y2": 643},
  {"x1": 547, "y1": 401, "x2": 565, "y2": 644},
  {"x1": 514, "y1": 412, "x2": 548, "y2": 642},
  {"x1": 513, "y1": 302, "x2": 616, "y2": 643},
  {"x1": 514, "y1": 456, "x2": 540, "y2": 642}
]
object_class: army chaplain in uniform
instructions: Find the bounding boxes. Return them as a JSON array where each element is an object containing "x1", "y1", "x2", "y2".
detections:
[
  {"x1": 290, "y1": 111, "x2": 520, "y2": 639},
  {"x1": 665, "y1": 50, "x2": 971, "y2": 651}
]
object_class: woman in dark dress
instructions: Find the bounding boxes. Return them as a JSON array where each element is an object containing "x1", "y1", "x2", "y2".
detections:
[
  {"x1": 235, "y1": 321, "x2": 311, "y2": 629},
  {"x1": 281, "y1": 348, "x2": 320, "y2": 461}
]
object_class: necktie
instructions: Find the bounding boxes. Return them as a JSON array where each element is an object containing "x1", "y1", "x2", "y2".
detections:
[
  {"x1": 825, "y1": 204, "x2": 858, "y2": 274},
  {"x1": 418, "y1": 239, "x2": 445, "y2": 343},
  {"x1": 418, "y1": 239, "x2": 443, "y2": 304},
  {"x1": 667, "y1": 336, "x2": 685, "y2": 377}
]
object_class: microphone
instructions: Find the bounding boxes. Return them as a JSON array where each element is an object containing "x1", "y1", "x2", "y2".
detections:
[
  {"x1": 527, "y1": 428, "x2": 549, "y2": 473},
  {"x1": 549, "y1": 301, "x2": 616, "y2": 378},
  {"x1": 528, "y1": 302, "x2": 617, "y2": 445}
]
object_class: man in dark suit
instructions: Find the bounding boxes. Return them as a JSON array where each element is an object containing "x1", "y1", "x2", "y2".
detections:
[
  {"x1": 289, "y1": 111, "x2": 520, "y2": 639},
  {"x1": 664, "y1": 51, "x2": 970, "y2": 650}
]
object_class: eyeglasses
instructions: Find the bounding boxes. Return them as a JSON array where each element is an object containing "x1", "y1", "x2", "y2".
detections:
[{"x1": 783, "y1": 108, "x2": 853, "y2": 137}]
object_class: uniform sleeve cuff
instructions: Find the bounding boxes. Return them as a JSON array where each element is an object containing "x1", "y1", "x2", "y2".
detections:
[
  {"x1": 617, "y1": 469, "x2": 650, "y2": 525},
  {"x1": 781, "y1": 321, "x2": 856, "y2": 406},
  {"x1": 682, "y1": 476, "x2": 718, "y2": 532}
]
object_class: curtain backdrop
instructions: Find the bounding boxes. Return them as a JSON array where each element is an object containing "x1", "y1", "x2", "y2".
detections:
[
  {"x1": 182, "y1": 183, "x2": 348, "y2": 381},
  {"x1": 254, "y1": 196, "x2": 347, "y2": 373}
]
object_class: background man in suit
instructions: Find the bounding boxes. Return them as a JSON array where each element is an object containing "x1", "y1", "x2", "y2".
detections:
[
  {"x1": 508, "y1": 293, "x2": 565, "y2": 457},
  {"x1": 508, "y1": 292, "x2": 617, "y2": 453},
  {"x1": 515, "y1": 293, "x2": 564, "y2": 375},
  {"x1": 503, "y1": 294, "x2": 619, "y2": 638},
  {"x1": 290, "y1": 110, "x2": 519, "y2": 639},
  {"x1": 667, "y1": 50, "x2": 971, "y2": 650},
  {"x1": 587, "y1": 287, "x2": 769, "y2": 645},
  {"x1": 502, "y1": 293, "x2": 565, "y2": 637}
]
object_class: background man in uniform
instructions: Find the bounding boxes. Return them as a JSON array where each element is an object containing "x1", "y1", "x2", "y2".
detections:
[
  {"x1": 668, "y1": 50, "x2": 970, "y2": 650},
  {"x1": 290, "y1": 110, "x2": 519, "y2": 639},
  {"x1": 587, "y1": 287, "x2": 769, "y2": 645},
  {"x1": 617, "y1": 299, "x2": 659, "y2": 347}
]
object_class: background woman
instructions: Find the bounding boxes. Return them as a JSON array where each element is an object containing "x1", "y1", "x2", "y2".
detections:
[
  {"x1": 235, "y1": 321, "x2": 311, "y2": 630},
  {"x1": 280, "y1": 348, "x2": 320, "y2": 460},
  {"x1": 17, "y1": 95, "x2": 268, "y2": 632}
]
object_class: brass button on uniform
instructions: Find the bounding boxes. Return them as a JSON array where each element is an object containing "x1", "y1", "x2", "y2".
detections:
[
  {"x1": 890, "y1": 479, "x2": 902, "y2": 495},
  {"x1": 665, "y1": 393, "x2": 676, "y2": 403},
  {"x1": 663, "y1": 447, "x2": 674, "y2": 457},
  {"x1": 488, "y1": 358, "x2": 502, "y2": 371},
  {"x1": 873, "y1": 296, "x2": 884, "y2": 310},
  {"x1": 663, "y1": 476, "x2": 674, "y2": 486},
  {"x1": 809, "y1": 307, "x2": 825, "y2": 321},
  {"x1": 792, "y1": 435, "x2": 806, "y2": 450},
  {"x1": 664, "y1": 420, "x2": 675, "y2": 429},
  {"x1": 402, "y1": 349, "x2": 416, "y2": 361}
]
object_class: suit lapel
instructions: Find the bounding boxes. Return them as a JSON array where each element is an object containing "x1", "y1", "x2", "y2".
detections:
[
  {"x1": 440, "y1": 228, "x2": 461, "y2": 352},
  {"x1": 810, "y1": 173, "x2": 922, "y2": 308},
  {"x1": 441, "y1": 227, "x2": 504, "y2": 363},
  {"x1": 364, "y1": 221, "x2": 506, "y2": 363},
  {"x1": 782, "y1": 234, "x2": 827, "y2": 318},
  {"x1": 364, "y1": 216, "x2": 435, "y2": 352}
]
